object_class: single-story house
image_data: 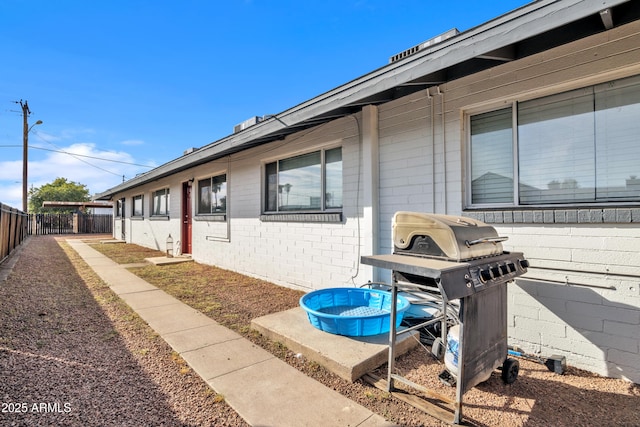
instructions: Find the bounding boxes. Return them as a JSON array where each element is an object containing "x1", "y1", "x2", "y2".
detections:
[{"x1": 96, "y1": 0, "x2": 640, "y2": 384}]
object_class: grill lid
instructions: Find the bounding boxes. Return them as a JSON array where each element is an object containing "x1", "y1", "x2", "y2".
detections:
[{"x1": 393, "y1": 212, "x2": 507, "y2": 261}]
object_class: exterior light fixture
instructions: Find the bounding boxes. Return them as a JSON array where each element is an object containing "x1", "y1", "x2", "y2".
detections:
[{"x1": 166, "y1": 234, "x2": 174, "y2": 258}]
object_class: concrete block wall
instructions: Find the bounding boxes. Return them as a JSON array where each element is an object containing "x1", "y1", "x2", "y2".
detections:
[
  {"x1": 189, "y1": 116, "x2": 367, "y2": 292},
  {"x1": 108, "y1": 18, "x2": 640, "y2": 383},
  {"x1": 455, "y1": 21, "x2": 640, "y2": 383},
  {"x1": 212, "y1": 218, "x2": 363, "y2": 290},
  {"x1": 507, "y1": 279, "x2": 640, "y2": 382},
  {"x1": 370, "y1": 19, "x2": 640, "y2": 382},
  {"x1": 116, "y1": 178, "x2": 187, "y2": 253},
  {"x1": 377, "y1": 90, "x2": 436, "y2": 255},
  {"x1": 499, "y1": 224, "x2": 640, "y2": 382}
]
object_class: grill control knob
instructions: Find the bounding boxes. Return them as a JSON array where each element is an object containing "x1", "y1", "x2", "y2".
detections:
[
  {"x1": 479, "y1": 269, "x2": 492, "y2": 283},
  {"x1": 500, "y1": 264, "x2": 509, "y2": 275},
  {"x1": 519, "y1": 259, "x2": 530, "y2": 269},
  {"x1": 507, "y1": 262, "x2": 517, "y2": 273},
  {"x1": 491, "y1": 266, "x2": 502, "y2": 278}
]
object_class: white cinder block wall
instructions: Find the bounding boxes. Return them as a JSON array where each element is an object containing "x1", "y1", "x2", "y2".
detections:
[
  {"x1": 115, "y1": 117, "x2": 368, "y2": 292},
  {"x1": 501, "y1": 225, "x2": 640, "y2": 382},
  {"x1": 371, "y1": 20, "x2": 640, "y2": 383},
  {"x1": 111, "y1": 19, "x2": 640, "y2": 383},
  {"x1": 190, "y1": 117, "x2": 368, "y2": 291}
]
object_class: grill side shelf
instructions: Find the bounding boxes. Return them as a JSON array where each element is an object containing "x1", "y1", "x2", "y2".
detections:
[
  {"x1": 360, "y1": 254, "x2": 459, "y2": 278},
  {"x1": 361, "y1": 254, "x2": 474, "y2": 300}
]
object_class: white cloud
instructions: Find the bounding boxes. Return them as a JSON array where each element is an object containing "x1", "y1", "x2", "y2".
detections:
[{"x1": 0, "y1": 142, "x2": 152, "y2": 210}]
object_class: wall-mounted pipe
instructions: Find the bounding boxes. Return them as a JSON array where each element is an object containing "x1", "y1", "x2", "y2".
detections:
[
  {"x1": 427, "y1": 88, "x2": 436, "y2": 211},
  {"x1": 439, "y1": 87, "x2": 447, "y2": 214}
]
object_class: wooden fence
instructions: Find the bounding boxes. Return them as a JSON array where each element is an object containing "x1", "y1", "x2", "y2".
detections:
[
  {"x1": 77, "y1": 214, "x2": 113, "y2": 234},
  {"x1": 28, "y1": 213, "x2": 113, "y2": 235},
  {"x1": 0, "y1": 203, "x2": 29, "y2": 264}
]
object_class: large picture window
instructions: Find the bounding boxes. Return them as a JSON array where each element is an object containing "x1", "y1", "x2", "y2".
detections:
[
  {"x1": 198, "y1": 174, "x2": 227, "y2": 214},
  {"x1": 264, "y1": 147, "x2": 342, "y2": 212},
  {"x1": 469, "y1": 75, "x2": 640, "y2": 207},
  {"x1": 152, "y1": 188, "x2": 170, "y2": 216}
]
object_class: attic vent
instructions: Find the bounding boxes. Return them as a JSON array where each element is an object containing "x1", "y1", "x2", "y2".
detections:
[
  {"x1": 389, "y1": 28, "x2": 460, "y2": 63},
  {"x1": 233, "y1": 116, "x2": 263, "y2": 133},
  {"x1": 183, "y1": 147, "x2": 199, "y2": 155}
]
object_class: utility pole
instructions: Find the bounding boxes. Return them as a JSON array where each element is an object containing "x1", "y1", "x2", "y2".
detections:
[
  {"x1": 20, "y1": 100, "x2": 30, "y2": 213},
  {"x1": 17, "y1": 100, "x2": 42, "y2": 212}
]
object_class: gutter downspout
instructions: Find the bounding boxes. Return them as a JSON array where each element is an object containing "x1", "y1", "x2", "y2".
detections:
[{"x1": 428, "y1": 88, "x2": 436, "y2": 211}]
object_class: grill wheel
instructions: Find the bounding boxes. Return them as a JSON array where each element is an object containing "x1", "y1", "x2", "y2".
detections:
[{"x1": 501, "y1": 357, "x2": 520, "y2": 384}]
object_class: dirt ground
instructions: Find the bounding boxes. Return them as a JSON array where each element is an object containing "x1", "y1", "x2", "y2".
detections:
[
  {"x1": 2, "y1": 235, "x2": 639, "y2": 426},
  {"x1": 1, "y1": 236, "x2": 247, "y2": 427}
]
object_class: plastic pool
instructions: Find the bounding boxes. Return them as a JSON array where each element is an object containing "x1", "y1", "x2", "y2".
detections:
[{"x1": 299, "y1": 287, "x2": 410, "y2": 336}]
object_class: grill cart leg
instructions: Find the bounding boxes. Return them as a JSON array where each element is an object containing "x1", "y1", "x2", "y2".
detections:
[{"x1": 387, "y1": 275, "x2": 399, "y2": 391}]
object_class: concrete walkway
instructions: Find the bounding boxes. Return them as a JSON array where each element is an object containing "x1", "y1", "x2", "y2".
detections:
[{"x1": 66, "y1": 239, "x2": 395, "y2": 427}]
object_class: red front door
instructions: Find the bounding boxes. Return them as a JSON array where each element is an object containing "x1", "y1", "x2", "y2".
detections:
[{"x1": 182, "y1": 182, "x2": 192, "y2": 254}]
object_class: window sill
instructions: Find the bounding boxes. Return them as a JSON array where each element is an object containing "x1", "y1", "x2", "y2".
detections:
[
  {"x1": 150, "y1": 215, "x2": 170, "y2": 221},
  {"x1": 194, "y1": 214, "x2": 227, "y2": 222},
  {"x1": 464, "y1": 206, "x2": 640, "y2": 224},
  {"x1": 131, "y1": 216, "x2": 144, "y2": 221},
  {"x1": 260, "y1": 212, "x2": 342, "y2": 223}
]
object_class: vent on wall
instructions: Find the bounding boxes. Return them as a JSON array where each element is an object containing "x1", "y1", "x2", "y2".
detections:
[
  {"x1": 233, "y1": 116, "x2": 264, "y2": 133},
  {"x1": 389, "y1": 28, "x2": 460, "y2": 63}
]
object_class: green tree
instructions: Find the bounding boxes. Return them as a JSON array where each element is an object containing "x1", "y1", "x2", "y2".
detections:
[{"x1": 28, "y1": 177, "x2": 90, "y2": 213}]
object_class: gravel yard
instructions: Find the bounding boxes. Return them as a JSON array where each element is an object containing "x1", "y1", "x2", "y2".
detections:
[
  {"x1": 1, "y1": 236, "x2": 247, "y2": 427},
  {"x1": 1, "y1": 235, "x2": 639, "y2": 426}
]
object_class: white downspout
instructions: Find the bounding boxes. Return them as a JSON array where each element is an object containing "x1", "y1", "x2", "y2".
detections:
[{"x1": 428, "y1": 88, "x2": 436, "y2": 211}]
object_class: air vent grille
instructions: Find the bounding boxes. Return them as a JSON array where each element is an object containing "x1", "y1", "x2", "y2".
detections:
[{"x1": 389, "y1": 28, "x2": 460, "y2": 63}]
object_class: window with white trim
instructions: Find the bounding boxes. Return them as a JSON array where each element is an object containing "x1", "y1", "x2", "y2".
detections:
[
  {"x1": 197, "y1": 174, "x2": 227, "y2": 214},
  {"x1": 132, "y1": 194, "x2": 144, "y2": 217},
  {"x1": 468, "y1": 74, "x2": 640, "y2": 207},
  {"x1": 264, "y1": 147, "x2": 342, "y2": 213},
  {"x1": 152, "y1": 188, "x2": 170, "y2": 216}
]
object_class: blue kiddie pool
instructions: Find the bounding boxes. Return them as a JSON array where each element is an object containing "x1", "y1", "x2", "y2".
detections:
[{"x1": 300, "y1": 287, "x2": 410, "y2": 337}]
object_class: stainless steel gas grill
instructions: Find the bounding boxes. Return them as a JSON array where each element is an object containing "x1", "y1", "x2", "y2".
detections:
[{"x1": 361, "y1": 212, "x2": 529, "y2": 424}]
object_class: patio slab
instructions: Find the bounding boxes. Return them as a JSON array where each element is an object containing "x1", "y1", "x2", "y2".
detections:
[{"x1": 252, "y1": 307, "x2": 420, "y2": 382}]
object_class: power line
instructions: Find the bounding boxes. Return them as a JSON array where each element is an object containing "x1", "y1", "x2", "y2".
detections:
[
  {"x1": 36, "y1": 143, "x2": 122, "y2": 178},
  {"x1": 0, "y1": 144, "x2": 156, "y2": 168},
  {"x1": 30, "y1": 129, "x2": 155, "y2": 179},
  {"x1": 30, "y1": 131, "x2": 132, "y2": 177}
]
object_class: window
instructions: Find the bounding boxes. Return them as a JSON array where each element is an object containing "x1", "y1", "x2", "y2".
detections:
[
  {"x1": 470, "y1": 109, "x2": 514, "y2": 204},
  {"x1": 152, "y1": 188, "x2": 170, "y2": 216},
  {"x1": 133, "y1": 195, "x2": 144, "y2": 217},
  {"x1": 116, "y1": 198, "x2": 125, "y2": 217},
  {"x1": 264, "y1": 147, "x2": 342, "y2": 212},
  {"x1": 469, "y1": 75, "x2": 640, "y2": 207},
  {"x1": 198, "y1": 174, "x2": 227, "y2": 214}
]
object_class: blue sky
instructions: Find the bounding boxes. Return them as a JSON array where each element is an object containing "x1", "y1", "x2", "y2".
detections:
[{"x1": 0, "y1": 0, "x2": 529, "y2": 209}]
